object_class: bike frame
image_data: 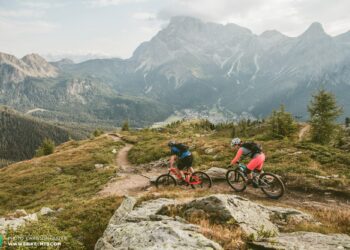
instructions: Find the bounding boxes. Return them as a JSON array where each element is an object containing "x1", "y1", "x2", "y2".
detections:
[{"x1": 166, "y1": 166, "x2": 202, "y2": 185}]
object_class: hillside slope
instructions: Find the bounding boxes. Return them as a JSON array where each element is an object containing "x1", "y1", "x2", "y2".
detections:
[
  {"x1": 0, "y1": 107, "x2": 82, "y2": 164},
  {"x1": 0, "y1": 134, "x2": 124, "y2": 249}
]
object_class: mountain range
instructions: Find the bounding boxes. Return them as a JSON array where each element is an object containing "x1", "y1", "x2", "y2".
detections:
[{"x1": 1, "y1": 16, "x2": 350, "y2": 126}]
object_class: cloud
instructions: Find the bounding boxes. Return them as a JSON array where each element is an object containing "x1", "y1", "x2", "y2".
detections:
[
  {"x1": 86, "y1": 0, "x2": 147, "y2": 7},
  {"x1": 0, "y1": 9, "x2": 44, "y2": 18},
  {"x1": 132, "y1": 12, "x2": 156, "y2": 20},
  {"x1": 19, "y1": 0, "x2": 67, "y2": 9},
  {"x1": 157, "y1": 0, "x2": 350, "y2": 36},
  {"x1": 0, "y1": 18, "x2": 58, "y2": 38}
]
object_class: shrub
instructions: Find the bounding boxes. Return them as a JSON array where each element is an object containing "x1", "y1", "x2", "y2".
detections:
[
  {"x1": 268, "y1": 105, "x2": 297, "y2": 139},
  {"x1": 92, "y1": 129, "x2": 104, "y2": 137},
  {"x1": 35, "y1": 138, "x2": 55, "y2": 157}
]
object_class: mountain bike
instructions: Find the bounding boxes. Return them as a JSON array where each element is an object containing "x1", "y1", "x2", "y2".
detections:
[
  {"x1": 226, "y1": 162, "x2": 285, "y2": 199},
  {"x1": 155, "y1": 164, "x2": 212, "y2": 189}
]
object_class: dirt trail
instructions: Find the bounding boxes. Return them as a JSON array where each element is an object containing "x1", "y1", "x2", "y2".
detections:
[
  {"x1": 298, "y1": 124, "x2": 310, "y2": 141},
  {"x1": 100, "y1": 133, "x2": 350, "y2": 211},
  {"x1": 98, "y1": 134, "x2": 160, "y2": 197}
]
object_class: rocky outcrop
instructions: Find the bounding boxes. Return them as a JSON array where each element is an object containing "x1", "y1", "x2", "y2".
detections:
[
  {"x1": 97, "y1": 194, "x2": 349, "y2": 249},
  {"x1": 171, "y1": 195, "x2": 313, "y2": 238},
  {"x1": 95, "y1": 196, "x2": 223, "y2": 250},
  {"x1": 251, "y1": 231, "x2": 350, "y2": 250}
]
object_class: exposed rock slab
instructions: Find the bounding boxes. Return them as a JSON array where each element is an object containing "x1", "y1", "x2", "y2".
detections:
[
  {"x1": 95, "y1": 196, "x2": 223, "y2": 250},
  {"x1": 179, "y1": 195, "x2": 313, "y2": 238},
  {"x1": 251, "y1": 231, "x2": 350, "y2": 250}
]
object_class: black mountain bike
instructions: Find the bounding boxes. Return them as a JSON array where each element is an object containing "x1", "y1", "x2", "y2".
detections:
[{"x1": 226, "y1": 163, "x2": 285, "y2": 199}]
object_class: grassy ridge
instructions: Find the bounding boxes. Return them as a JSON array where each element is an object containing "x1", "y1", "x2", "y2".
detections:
[
  {"x1": 0, "y1": 135, "x2": 124, "y2": 249},
  {"x1": 125, "y1": 120, "x2": 350, "y2": 195}
]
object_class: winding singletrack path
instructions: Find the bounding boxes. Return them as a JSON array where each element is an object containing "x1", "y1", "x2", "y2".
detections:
[
  {"x1": 298, "y1": 124, "x2": 310, "y2": 141},
  {"x1": 98, "y1": 134, "x2": 159, "y2": 197}
]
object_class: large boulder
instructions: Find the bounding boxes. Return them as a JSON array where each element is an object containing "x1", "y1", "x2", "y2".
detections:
[
  {"x1": 251, "y1": 231, "x2": 350, "y2": 250},
  {"x1": 205, "y1": 167, "x2": 227, "y2": 181},
  {"x1": 95, "y1": 196, "x2": 223, "y2": 250},
  {"x1": 0, "y1": 213, "x2": 38, "y2": 233},
  {"x1": 178, "y1": 195, "x2": 313, "y2": 238}
]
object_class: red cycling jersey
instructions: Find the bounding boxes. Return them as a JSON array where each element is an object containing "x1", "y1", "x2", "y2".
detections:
[{"x1": 231, "y1": 148, "x2": 266, "y2": 171}]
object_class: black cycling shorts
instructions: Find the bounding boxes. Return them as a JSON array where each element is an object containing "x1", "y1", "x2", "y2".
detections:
[{"x1": 177, "y1": 155, "x2": 193, "y2": 170}]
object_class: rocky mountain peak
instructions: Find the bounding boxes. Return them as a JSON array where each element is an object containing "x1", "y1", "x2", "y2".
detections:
[
  {"x1": 0, "y1": 51, "x2": 58, "y2": 83},
  {"x1": 300, "y1": 22, "x2": 328, "y2": 39},
  {"x1": 168, "y1": 16, "x2": 204, "y2": 27},
  {"x1": 22, "y1": 53, "x2": 46, "y2": 63},
  {"x1": 260, "y1": 30, "x2": 286, "y2": 39}
]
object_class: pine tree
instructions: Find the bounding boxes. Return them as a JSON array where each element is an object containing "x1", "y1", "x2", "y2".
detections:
[
  {"x1": 268, "y1": 105, "x2": 297, "y2": 138},
  {"x1": 308, "y1": 89, "x2": 342, "y2": 144},
  {"x1": 121, "y1": 120, "x2": 129, "y2": 131},
  {"x1": 345, "y1": 117, "x2": 350, "y2": 128}
]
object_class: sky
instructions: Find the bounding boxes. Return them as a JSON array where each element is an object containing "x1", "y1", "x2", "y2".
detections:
[{"x1": 1, "y1": 0, "x2": 350, "y2": 61}]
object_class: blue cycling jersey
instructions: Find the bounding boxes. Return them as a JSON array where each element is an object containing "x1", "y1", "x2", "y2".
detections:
[{"x1": 171, "y1": 146, "x2": 191, "y2": 159}]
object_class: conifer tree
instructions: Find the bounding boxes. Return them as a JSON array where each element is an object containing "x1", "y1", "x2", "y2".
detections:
[
  {"x1": 308, "y1": 89, "x2": 342, "y2": 144},
  {"x1": 268, "y1": 105, "x2": 297, "y2": 138},
  {"x1": 345, "y1": 117, "x2": 350, "y2": 128},
  {"x1": 121, "y1": 120, "x2": 129, "y2": 131}
]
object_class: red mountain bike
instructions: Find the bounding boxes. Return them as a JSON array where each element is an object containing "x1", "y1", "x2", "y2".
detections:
[{"x1": 155, "y1": 164, "x2": 212, "y2": 189}]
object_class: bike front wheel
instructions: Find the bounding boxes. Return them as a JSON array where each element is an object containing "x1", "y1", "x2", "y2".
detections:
[
  {"x1": 155, "y1": 174, "x2": 177, "y2": 189},
  {"x1": 259, "y1": 173, "x2": 285, "y2": 199},
  {"x1": 226, "y1": 169, "x2": 247, "y2": 192},
  {"x1": 190, "y1": 171, "x2": 212, "y2": 189}
]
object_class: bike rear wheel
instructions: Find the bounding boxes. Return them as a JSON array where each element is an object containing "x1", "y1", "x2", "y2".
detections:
[
  {"x1": 226, "y1": 169, "x2": 247, "y2": 192},
  {"x1": 155, "y1": 174, "x2": 177, "y2": 189},
  {"x1": 259, "y1": 173, "x2": 285, "y2": 199},
  {"x1": 190, "y1": 171, "x2": 212, "y2": 189}
]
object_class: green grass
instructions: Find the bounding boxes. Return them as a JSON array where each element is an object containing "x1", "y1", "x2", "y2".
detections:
[
  {"x1": 0, "y1": 135, "x2": 124, "y2": 249},
  {"x1": 126, "y1": 120, "x2": 350, "y2": 195}
]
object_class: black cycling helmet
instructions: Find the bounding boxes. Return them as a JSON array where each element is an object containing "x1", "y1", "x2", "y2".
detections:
[{"x1": 168, "y1": 140, "x2": 176, "y2": 147}]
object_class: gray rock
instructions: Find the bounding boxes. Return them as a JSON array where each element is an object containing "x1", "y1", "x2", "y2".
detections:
[
  {"x1": 205, "y1": 167, "x2": 227, "y2": 181},
  {"x1": 126, "y1": 198, "x2": 176, "y2": 222},
  {"x1": 251, "y1": 231, "x2": 350, "y2": 250},
  {"x1": 265, "y1": 205, "x2": 314, "y2": 225},
  {"x1": 95, "y1": 164, "x2": 104, "y2": 169},
  {"x1": 40, "y1": 207, "x2": 55, "y2": 216},
  {"x1": 107, "y1": 196, "x2": 137, "y2": 226},
  {"x1": 181, "y1": 194, "x2": 279, "y2": 238},
  {"x1": 0, "y1": 212, "x2": 38, "y2": 233},
  {"x1": 57, "y1": 208, "x2": 64, "y2": 213},
  {"x1": 14, "y1": 209, "x2": 27, "y2": 217},
  {"x1": 179, "y1": 195, "x2": 313, "y2": 239},
  {"x1": 204, "y1": 148, "x2": 215, "y2": 154},
  {"x1": 95, "y1": 196, "x2": 223, "y2": 250}
]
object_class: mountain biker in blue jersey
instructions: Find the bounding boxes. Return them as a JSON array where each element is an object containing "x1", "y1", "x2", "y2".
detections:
[{"x1": 168, "y1": 141, "x2": 194, "y2": 183}]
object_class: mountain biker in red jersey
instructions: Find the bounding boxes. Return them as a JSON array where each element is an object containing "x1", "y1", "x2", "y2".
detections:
[
  {"x1": 230, "y1": 138, "x2": 265, "y2": 186},
  {"x1": 168, "y1": 141, "x2": 194, "y2": 184}
]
